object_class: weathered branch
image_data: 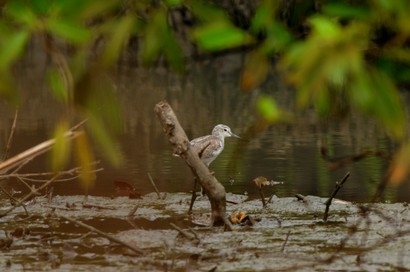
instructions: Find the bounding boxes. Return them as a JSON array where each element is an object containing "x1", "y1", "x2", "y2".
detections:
[{"x1": 154, "y1": 100, "x2": 232, "y2": 229}]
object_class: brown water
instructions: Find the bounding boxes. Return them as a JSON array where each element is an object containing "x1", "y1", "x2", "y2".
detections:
[{"x1": 1, "y1": 53, "x2": 408, "y2": 202}]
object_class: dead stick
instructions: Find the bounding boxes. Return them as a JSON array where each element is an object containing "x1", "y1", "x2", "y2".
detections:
[
  {"x1": 0, "y1": 120, "x2": 86, "y2": 174},
  {"x1": 0, "y1": 131, "x2": 81, "y2": 175},
  {"x1": 281, "y1": 231, "x2": 291, "y2": 253},
  {"x1": 147, "y1": 172, "x2": 161, "y2": 199},
  {"x1": 58, "y1": 214, "x2": 143, "y2": 255},
  {"x1": 323, "y1": 172, "x2": 350, "y2": 222},
  {"x1": 2, "y1": 110, "x2": 18, "y2": 161},
  {"x1": 128, "y1": 205, "x2": 138, "y2": 217}
]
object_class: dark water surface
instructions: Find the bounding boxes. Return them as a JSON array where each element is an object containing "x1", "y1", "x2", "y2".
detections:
[{"x1": 1, "y1": 53, "x2": 409, "y2": 202}]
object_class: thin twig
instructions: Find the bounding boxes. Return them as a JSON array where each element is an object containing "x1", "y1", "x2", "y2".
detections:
[
  {"x1": 323, "y1": 172, "x2": 350, "y2": 222},
  {"x1": 0, "y1": 173, "x2": 62, "y2": 218},
  {"x1": 57, "y1": 214, "x2": 143, "y2": 255},
  {"x1": 128, "y1": 205, "x2": 139, "y2": 217},
  {"x1": 147, "y1": 172, "x2": 161, "y2": 199},
  {"x1": 281, "y1": 231, "x2": 291, "y2": 253},
  {"x1": 16, "y1": 176, "x2": 37, "y2": 193},
  {"x1": 2, "y1": 163, "x2": 103, "y2": 183},
  {"x1": 0, "y1": 186, "x2": 28, "y2": 215},
  {"x1": 2, "y1": 109, "x2": 18, "y2": 161}
]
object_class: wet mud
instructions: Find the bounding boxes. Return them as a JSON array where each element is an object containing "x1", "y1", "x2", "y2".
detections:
[{"x1": 1, "y1": 192, "x2": 409, "y2": 271}]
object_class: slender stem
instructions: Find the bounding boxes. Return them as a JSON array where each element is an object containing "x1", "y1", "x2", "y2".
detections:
[{"x1": 2, "y1": 109, "x2": 18, "y2": 161}]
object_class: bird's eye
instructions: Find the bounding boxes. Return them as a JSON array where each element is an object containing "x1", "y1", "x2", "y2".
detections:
[{"x1": 224, "y1": 128, "x2": 227, "y2": 131}]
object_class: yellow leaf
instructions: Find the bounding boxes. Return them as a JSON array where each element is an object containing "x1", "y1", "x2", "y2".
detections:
[
  {"x1": 74, "y1": 131, "x2": 96, "y2": 189},
  {"x1": 50, "y1": 120, "x2": 70, "y2": 171},
  {"x1": 241, "y1": 51, "x2": 269, "y2": 90}
]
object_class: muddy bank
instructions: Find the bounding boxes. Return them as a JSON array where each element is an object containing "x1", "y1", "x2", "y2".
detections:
[{"x1": 1, "y1": 192, "x2": 409, "y2": 271}]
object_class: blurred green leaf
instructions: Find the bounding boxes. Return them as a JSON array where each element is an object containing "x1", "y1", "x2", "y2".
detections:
[
  {"x1": 351, "y1": 68, "x2": 406, "y2": 139},
  {"x1": 323, "y1": 3, "x2": 370, "y2": 20},
  {"x1": 50, "y1": 120, "x2": 71, "y2": 171},
  {"x1": 186, "y1": 0, "x2": 227, "y2": 22},
  {"x1": 0, "y1": 30, "x2": 29, "y2": 71},
  {"x1": 102, "y1": 15, "x2": 136, "y2": 67},
  {"x1": 250, "y1": 0, "x2": 279, "y2": 33},
  {"x1": 165, "y1": 0, "x2": 182, "y2": 8},
  {"x1": 78, "y1": 0, "x2": 119, "y2": 20},
  {"x1": 5, "y1": 1, "x2": 38, "y2": 28},
  {"x1": 30, "y1": 0, "x2": 52, "y2": 16},
  {"x1": 315, "y1": 89, "x2": 331, "y2": 117},
  {"x1": 193, "y1": 21, "x2": 253, "y2": 51},
  {"x1": 74, "y1": 131, "x2": 96, "y2": 189},
  {"x1": 47, "y1": 68, "x2": 69, "y2": 103},
  {"x1": 141, "y1": 8, "x2": 166, "y2": 66},
  {"x1": 309, "y1": 16, "x2": 341, "y2": 39},
  {"x1": 47, "y1": 18, "x2": 91, "y2": 44},
  {"x1": 0, "y1": 72, "x2": 19, "y2": 105},
  {"x1": 256, "y1": 95, "x2": 281, "y2": 122},
  {"x1": 87, "y1": 114, "x2": 122, "y2": 167},
  {"x1": 261, "y1": 22, "x2": 293, "y2": 53},
  {"x1": 163, "y1": 34, "x2": 184, "y2": 73}
]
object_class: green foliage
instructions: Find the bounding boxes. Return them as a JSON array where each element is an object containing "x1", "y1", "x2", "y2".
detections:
[
  {"x1": 2, "y1": 0, "x2": 410, "y2": 185},
  {"x1": 256, "y1": 95, "x2": 282, "y2": 122},
  {"x1": 141, "y1": 6, "x2": 184, "y2": 72}
]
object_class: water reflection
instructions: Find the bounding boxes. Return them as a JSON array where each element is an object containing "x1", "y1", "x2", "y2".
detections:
[{"x1": 1, "y1": 53, "x2": 409, "y2": 202}]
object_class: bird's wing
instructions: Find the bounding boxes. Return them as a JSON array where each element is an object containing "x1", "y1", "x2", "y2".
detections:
[
  {"x1": 190, "y1": 136, "x2": 212, "y2": 155},
  {"x1": 190, "y1": 136, "x2": 222, "y2": 163}
]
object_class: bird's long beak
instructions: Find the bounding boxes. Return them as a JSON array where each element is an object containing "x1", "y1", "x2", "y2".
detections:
[{"x1": 230, "y1": 132, "x2": 240, "y2": 139}]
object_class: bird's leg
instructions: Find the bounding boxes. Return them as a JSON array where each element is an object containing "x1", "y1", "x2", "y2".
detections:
[{"x1": 188, "y1": 177, "x2": 198, "y2": 214}]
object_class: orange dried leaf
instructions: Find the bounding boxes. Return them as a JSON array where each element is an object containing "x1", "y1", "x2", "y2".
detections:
[
  {"x1": 241, "y1": 52, "x2": 269, "y2": 91},
  {"x1": 388, "y1": 143, "x2": 410, "y2": 185}
]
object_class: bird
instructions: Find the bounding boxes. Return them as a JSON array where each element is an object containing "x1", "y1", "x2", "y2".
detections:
[
  {"x1": 189, "y1": 124, "x2": 240, "y2": 166},
  {"x1": 175, "y1": 124, "x2": 240, "y2": 213}
]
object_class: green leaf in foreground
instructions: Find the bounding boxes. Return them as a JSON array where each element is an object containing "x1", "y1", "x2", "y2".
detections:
[
  {"x1": 87, "y1": 114, "x2": 122, "y2": 167},
  {"x1": 47, "y1": 18, "x2": 91, "y2": 44},
  {"x1": 102, "y1": 15, "x2": 136, "y2": 67},
  {"x1": 0, "y1": 30, "x2": 29, "y2": 71},
  {"x1": 257, "y1": 96, "x2": 281, "y2": 122},
  {"x1": 192, "y1": 21, "x2": 253, "y2": 51},
  {"x1": 47, "y1": 68, "x2": 69, "y2": 103}
]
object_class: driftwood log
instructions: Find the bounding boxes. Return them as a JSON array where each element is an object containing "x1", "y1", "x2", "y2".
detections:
[{"x1": 154, "y1": 101, "x2": 232, "y2": 229}]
